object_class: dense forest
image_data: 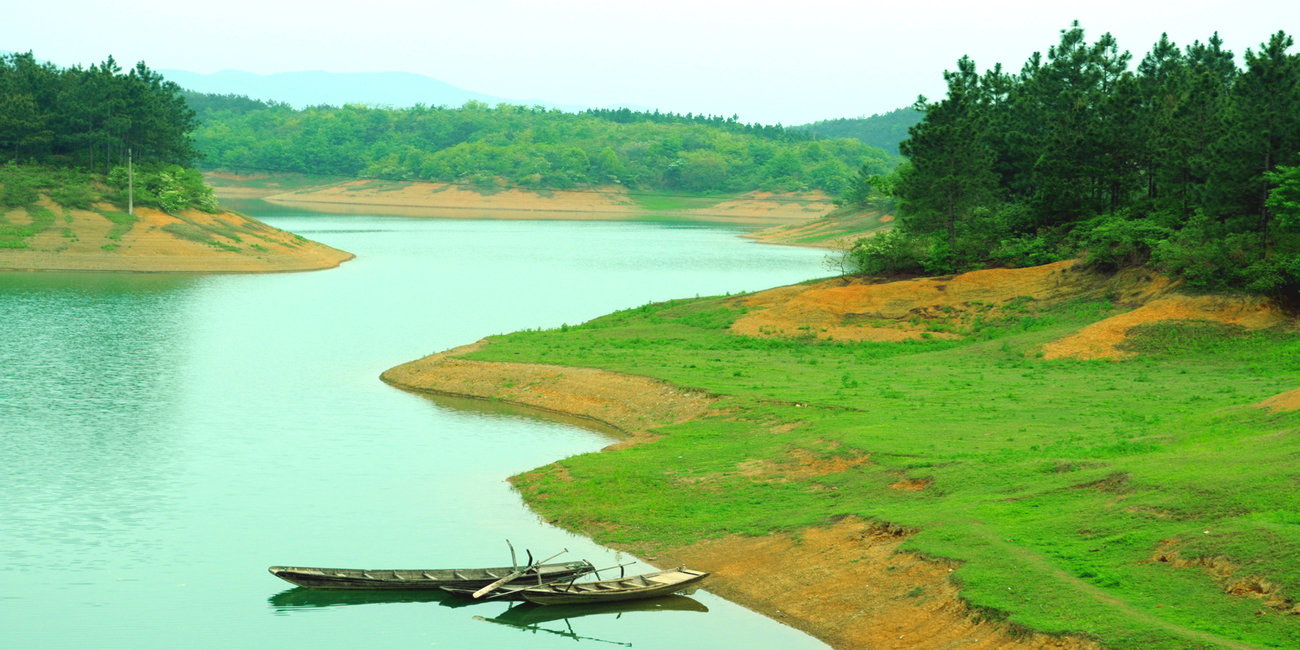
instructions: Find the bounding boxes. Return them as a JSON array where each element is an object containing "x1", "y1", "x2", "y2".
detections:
[
  {"x1": 795, "y1": 107, "x2": 923, "y2": 154},
  {"x1": 186, "y1": 95, "x2": 899, "y2": 195},
  {"x1": 852, "y1": 24, "x2": 1300, "y2": 296},
  {"x1": 0, "y1": 52, "x2": 216, "y2": 212},
  {"x1": 0, "y1": 52, "x2": 197, "y2": 170}
]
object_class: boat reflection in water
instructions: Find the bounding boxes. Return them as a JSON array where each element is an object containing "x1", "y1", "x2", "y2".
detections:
[
  {"x1": 269, "y1": 587, "x2": 467, "y2": 611},
  {"x1": 475, "y1": 595, "x2": 709, "y2": 645}
]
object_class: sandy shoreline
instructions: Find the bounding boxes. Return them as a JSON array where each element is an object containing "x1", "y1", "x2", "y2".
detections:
[{"x1": 208, "y1": 174, "x2": 835, "y2": 228}]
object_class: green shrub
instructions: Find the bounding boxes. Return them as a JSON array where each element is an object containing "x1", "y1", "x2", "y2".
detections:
[
  {"x1": 847, "y1": 228, "x2": 926, "y2": 275},
  {"x1": 107, "y1": 164, "x2": 220, "y2": 213},
  {"x1": 1083, "y1": 212, "x2": 1174, "y2": 271},
  {"x1": 0, "y1": 173, "x2": 39, "y2": 207}
]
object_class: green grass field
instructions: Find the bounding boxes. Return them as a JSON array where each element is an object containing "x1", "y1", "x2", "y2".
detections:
[{"x1": 463, "y1": 293, "x2": 1300, "y2": 648}]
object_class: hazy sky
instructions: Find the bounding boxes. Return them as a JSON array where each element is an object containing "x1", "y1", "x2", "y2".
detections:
[{"x1": 4, "y1": 0, "x2": 1294, "y2": 124}]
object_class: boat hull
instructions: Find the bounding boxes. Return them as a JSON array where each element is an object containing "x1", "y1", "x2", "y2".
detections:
[
  {"x1": 518, "y1": 568, "x2": 709, "y2": 605},
  {"x1": 268, "y1": 562, "x2": 594, "y2": 590}
]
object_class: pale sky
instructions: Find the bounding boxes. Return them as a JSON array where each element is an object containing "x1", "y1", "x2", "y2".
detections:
[{"x1": 4, "y1": 0, "x2": 1295, "y2": 124}]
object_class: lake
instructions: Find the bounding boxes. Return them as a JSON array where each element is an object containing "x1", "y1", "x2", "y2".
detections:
[{"x1": 0, "y1": 204, "x2": 831, "y2": 648}]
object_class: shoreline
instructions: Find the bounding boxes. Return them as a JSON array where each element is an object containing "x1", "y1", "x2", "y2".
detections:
[
  {"x1": 380, "y1": 343, "x2": 1099, "y2": 649},
  {"x1": 0, "y1": 202, "x2": 354, "y2": 274},
  {"x1": 209, "y1": 174, "x2": 836, "y2": 229},
  {"x1": 378, "y1": 265, "x2": 1293, "y2": 648}
]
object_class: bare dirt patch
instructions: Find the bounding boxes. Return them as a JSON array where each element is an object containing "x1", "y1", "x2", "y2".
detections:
[
  {"x1": 655, "y1": 518, "x2": 1098, "y2": 650},
  {"x1": 890, "y1": 477, "x2": 933, "y2": 491},
  {"x1": 1043, "y1": 295, "x2": 1286, "y2": 360},
  {"x1": 730, "y1": 260, "x2": 1099, "y2": 342},
  {"x1": 1256, "y1": 387, "x2": 1300, "y2": 413},
  {"x1": 727, "y1": 448, "x2": 871, "y2": 484},
  {"x1": 727, "y1": 261, "x2": 1291, "y2": 357}
]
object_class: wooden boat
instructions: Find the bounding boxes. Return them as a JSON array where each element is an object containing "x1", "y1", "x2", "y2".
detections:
[
  {"x1": 267, "y1": 560, "x2": 594, "y2": 590},
  {"x1": 439, "y1": 583, "x2": 531, "y2": 600},
  {"x1": 516, "y1": 567, "x2": 709, "y2": 605}
]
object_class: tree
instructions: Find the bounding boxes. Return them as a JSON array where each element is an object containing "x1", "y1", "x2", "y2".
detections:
[
  {"x1": 897, "y1": 56, "x2": 997, "y2": 254},
  {"x1": 1212, "y1": 31, "x2": 1300, "y2": 256}
]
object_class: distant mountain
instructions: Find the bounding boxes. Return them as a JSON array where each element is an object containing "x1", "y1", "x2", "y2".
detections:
[
  {"x1": 158, "y1": 68, "x2": 582, "y2": 111},
  {"x1": 794, "y1": 107, "x2": 922, "y2": 155}
]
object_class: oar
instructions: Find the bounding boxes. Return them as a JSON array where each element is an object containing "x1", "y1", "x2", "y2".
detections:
[{"x1": 472, "y1": 548, "x2": 568, "y2": 599}]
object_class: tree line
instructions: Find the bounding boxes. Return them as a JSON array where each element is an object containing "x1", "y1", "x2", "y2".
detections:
[
  {"x1": 186, "y1": 96, "x2": 898, "y2": 195},
  {"x1": 852, "y1": 24, "x2": 1300, "y2": 296},
  {"x1": 0, "y1": 52, "x2": 198, "y2": 171},
  {"x1": 794, "y1": 107, "x2": 924, "y2": 155}
]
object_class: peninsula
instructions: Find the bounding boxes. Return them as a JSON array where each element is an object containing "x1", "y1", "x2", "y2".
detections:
[{"x1": 382, "y1": 260, "x2": 1299, "y2": 649}]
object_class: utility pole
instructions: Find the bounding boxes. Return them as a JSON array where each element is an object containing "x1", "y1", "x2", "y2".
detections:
[{"x1": 128, "y1": 148, "x2": 134, "y2": 216}]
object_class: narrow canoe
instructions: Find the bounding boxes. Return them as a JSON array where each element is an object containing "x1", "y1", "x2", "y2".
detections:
[
  {"x1": 267, "y1": 561, "x2": 594, "y2": 590},
  {"x1": 517, "y1": 567, "x2": 709, "y2": 605}
]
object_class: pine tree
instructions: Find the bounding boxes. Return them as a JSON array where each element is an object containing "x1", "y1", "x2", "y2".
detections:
[{"x1": 897, "y1": 56, "x2": 998, "y2": 257}]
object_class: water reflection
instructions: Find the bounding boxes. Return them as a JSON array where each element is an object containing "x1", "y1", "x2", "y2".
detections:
[
  {"x1": 412, "y1": 392, "x2": 624, "y2": 439},
  {"x1": 490, "y1": 595, "x2": 709, "y2": 626},
  {"x1": 475, "y1": 596, "x2": 708, "y2": 647},
  {"x1": 268, "y1": 587, "x2": 460, "y2": 611}
]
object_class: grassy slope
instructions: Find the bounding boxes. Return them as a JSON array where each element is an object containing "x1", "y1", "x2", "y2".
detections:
[{"x1": 463, "y1": 296, "x2": 1300, "y2": 648}]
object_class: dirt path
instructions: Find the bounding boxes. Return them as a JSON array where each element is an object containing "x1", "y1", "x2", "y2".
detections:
[{"x1": 964, "y1": 523, "x2": 1266, "y2": 650}]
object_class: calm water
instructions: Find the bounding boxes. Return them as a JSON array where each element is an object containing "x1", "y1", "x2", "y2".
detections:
[{"x1": 0, "y1": 205, "x2": 831, "y2": 649}]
